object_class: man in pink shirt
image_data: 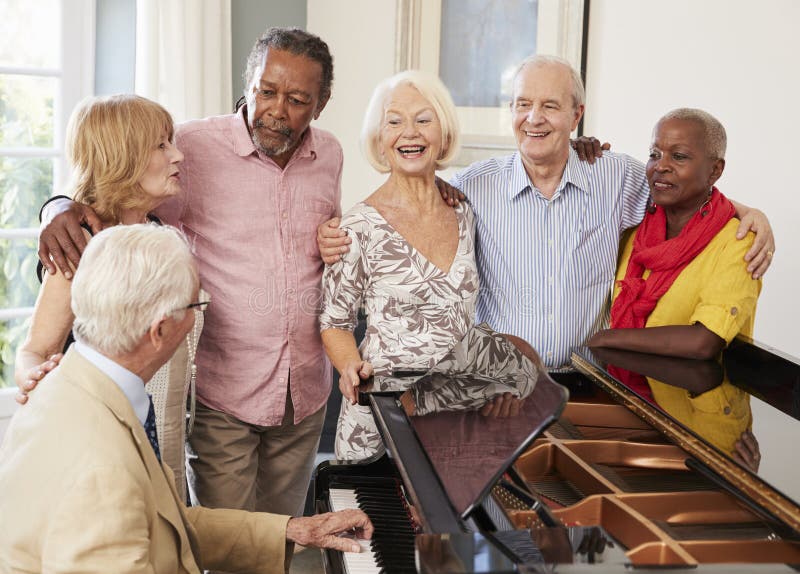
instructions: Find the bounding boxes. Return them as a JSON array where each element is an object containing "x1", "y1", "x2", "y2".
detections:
[{"x1": 37, "y1": 28, "x2": 341, "y2": 518}]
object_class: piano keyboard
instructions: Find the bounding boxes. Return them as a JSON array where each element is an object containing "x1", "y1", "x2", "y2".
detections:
[{"x1": 329, "y1": 480, "x2": 417, "y2": 574}]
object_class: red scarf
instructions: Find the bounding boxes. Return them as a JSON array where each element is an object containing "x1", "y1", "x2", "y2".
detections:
[{"x1": 607, "y1": 187, "x2": 735, "y2": 401}]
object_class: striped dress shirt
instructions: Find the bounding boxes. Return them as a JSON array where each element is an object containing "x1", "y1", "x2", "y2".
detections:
[{"x1": 451, "y1": 148, "x2": 649, "y2": 369}]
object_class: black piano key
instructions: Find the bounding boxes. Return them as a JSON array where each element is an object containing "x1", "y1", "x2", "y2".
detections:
[
  {"x1": 370, "y1": 534, "x2": 415, "y2": 545},
  {"x1": 371, "y1": 527, "x2": 415, "y2": 535},
  {"x1": 371, "y1": 539, "x2": 416, "y2": 549},
  {"x1": 368, "y1": 528, "x2": 414, "y2": 539},
  {"x1": 357, "y1": 511, "x2": 415, "y2": 526},
  {"x1": 359, "y1": 511, "x2": 414, "y2": 523},
  {"x1": 355, "y1": 502, "x2": 407, "y2": 513},
  {"x1": 337, "y1": 480, "x2": 417, "y2": 573},
  {"x1": 375, "y1": 554, "x2": 414, "y2": 572},
  {"x1": 355, "y1": 500, "x2": 407, "y2": 511}
]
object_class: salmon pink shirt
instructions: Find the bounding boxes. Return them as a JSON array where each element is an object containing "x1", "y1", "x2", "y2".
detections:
[{"x1": 155, "y1": 107, "x2": 341, "y2": 426}]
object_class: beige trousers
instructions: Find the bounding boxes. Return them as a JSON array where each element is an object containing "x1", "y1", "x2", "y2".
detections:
[{"x1": 186, "y1": 393, "x2": 326, "y2": 517}]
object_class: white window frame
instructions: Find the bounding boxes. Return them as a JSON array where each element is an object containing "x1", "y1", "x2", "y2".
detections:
[{"x1": 0, "y1": 0, "x2": 96, "y2": 413}]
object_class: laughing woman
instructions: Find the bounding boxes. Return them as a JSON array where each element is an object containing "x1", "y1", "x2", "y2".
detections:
[{"x1": 320, "y1": 71, "x2": 540, "y2": 461}]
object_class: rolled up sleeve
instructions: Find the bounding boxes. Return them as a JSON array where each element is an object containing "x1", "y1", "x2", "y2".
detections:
[{"x1": 690, "y1": 231, "x2": 761, "y2": 343}]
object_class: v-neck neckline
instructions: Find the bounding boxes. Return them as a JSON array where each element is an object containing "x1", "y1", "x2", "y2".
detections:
[{"x1": 362, "y1": 201, "x2": 463, "y2": 277}]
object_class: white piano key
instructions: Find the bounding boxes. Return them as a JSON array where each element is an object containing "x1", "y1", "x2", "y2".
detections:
[{"x1": 329, "y1": 488, "x2": 380, "y2": 574}]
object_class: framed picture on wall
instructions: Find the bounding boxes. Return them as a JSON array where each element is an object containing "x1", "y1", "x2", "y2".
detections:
[{"x1": 396, "y1": 0, "x2": 588, "y2": 167}]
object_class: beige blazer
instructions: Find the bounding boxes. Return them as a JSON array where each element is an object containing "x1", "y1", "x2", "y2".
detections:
[{"x1": 0, "y1": 349, "x2": 289, "y2": 574}]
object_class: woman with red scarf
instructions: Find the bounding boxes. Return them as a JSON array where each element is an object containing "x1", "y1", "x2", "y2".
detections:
[
  {"x1": 588, "y1": 108, "x2": 762, "y2": 362},
  {"x1": 587, "y1": 109, "x2": 761, "y2": 458}
]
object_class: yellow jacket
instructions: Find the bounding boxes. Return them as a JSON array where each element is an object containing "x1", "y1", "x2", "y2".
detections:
[
  {"x1": 0, "y1": 348, "x2": 289, "y2": 573},
  {"x1": 614, "y1": 220, "x2": 761, "y2": 455}
]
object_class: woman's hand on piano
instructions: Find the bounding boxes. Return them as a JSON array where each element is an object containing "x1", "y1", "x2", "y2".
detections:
[
  {"x1": 732, "y1": 430, "x2": 761, "y2": 472},
  {"x1": 286, "y1": 509, "x2": 374, "y2": 553},
  {"x1": 479, "y1": 392, "x2": 524, "y2": 418},
  {"x1": 339, "y1": 360, "x2": 374, "y2": 404}
]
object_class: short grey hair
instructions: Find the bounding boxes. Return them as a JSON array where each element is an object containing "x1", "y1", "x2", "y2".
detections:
[
  {"x1": 360, "y1": 70, "x2": 461, "y2": 173},
  {"x1": 72, "y1": 224, "x2": 197, "y2": 356},
  {"x1": 242, "y1": 27, "x2": 334, "y2": 103},
  {"x1": 659, "y1": 108, "x2": 727, "y2": 159},
  {"x1": 513, "y1": 54, "x2": 585, "y2": 109}
]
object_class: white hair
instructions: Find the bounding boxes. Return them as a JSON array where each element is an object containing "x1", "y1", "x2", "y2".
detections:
[
  {"x1": 71, "y1": 224, "x2": 197, "y2": 356},
  {"x1": 513, "y1": 54, "x2": 586, "y2": 108},
  {"x1": 659, "y1": 108, "x2": 727, "y2": 159},
  {"x1": 360, "y1": 70, "x2": 461, "y2": 173}
]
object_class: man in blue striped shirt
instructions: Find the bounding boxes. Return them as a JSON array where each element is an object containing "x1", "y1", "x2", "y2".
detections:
[{"x1": 319, "y1": 55, "x2": 774, "y2": 371}]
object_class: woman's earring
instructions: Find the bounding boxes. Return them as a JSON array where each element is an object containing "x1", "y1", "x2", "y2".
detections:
[
  {"x1": 701, "y1": 188, "x2": 713, "y2": 217},
  {"x1": 646, "y1": 194, "x2": 657, "y2": 214}
]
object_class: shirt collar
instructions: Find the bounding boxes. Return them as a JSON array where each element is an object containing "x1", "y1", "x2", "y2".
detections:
[
  {"x1": 508, "y1": 153, "x2": 533, "y2": 200},
  {"x1": 232, "y1": 105, "x2": 318, "y2": 162},
  {"x1": 74, "y1": 340, "x2": 149, "y2": 426},
  {"x1": 560, "y1": 147, "x2": 591, "y2": 195},
  {"x1": 231, "y1": 105, "x2": 257, "y2": 157},
  {"x1": 508, "y1": 147, "x2": 591, "y2": 200}
]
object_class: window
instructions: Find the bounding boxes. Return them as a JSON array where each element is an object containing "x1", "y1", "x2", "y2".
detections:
[
  {"x1": 0, "y1": 0, "x2": 94, "y2": 390},
  {"x1": 439, "y1": 0, "x2": 538, "y2": 108},
  {"x1": 396, "y1": 0, "x2": 586, "y2": 167}
]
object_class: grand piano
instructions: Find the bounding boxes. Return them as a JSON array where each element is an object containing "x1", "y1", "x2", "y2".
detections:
[{"x1": 314, "y1": 329, "x2": 800, "y2": 572}]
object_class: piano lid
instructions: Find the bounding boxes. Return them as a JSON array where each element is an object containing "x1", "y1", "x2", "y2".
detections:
[
  {"x1": 366, "y1": 323, "x2": 569, "y2": 519},
  {"x1": 577, "y1": 342, "x2": 800, "y2": 517},
  {"x1": 407, "y1": 372, "x2": 567, "y2": 518}
]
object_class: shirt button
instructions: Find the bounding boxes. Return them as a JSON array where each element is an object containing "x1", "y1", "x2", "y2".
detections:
[
  {"x1": 279, "y1": 377, "x2": 286, "y2": 383},
  {"x1": 548, "y1": 276, "x2": 554, "y2": 285},
  {"x1": 548, "y1": 239, "x2": 553, "y2": 247},
  {"x1": 548, "y1": 314, "x2": 554, "y2": 322},
  {"x1": 723, "y1": 406, "x2": 731, "y2": 415},
  {"x1": 281, "y1": 212, "x2": 288, "y2": 219},
  {"x1": 546, "y1": 351, "x2": 553, "y2": 356}
]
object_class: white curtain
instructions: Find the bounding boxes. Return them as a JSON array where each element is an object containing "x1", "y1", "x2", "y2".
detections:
[{"x1": 135, "y1": 0, "x2": 232, "y2": 123}]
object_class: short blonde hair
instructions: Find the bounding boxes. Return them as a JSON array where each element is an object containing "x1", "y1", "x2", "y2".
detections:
[
  {"x1": 360, "y1": 70, "x2": 460, "y2": 173},
  {"x1": 66, "y1": 95, "x2": 174, "y2": 223}
]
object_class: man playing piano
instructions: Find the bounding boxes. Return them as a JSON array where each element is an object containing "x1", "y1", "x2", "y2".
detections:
[{"x1": 0, "y1": 225, "x2": 371, "y2": 573}]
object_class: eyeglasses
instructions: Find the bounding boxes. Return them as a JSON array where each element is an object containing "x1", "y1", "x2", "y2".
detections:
[{"x1": 186, "y1": 301, "x2": 210, "y2": 312}]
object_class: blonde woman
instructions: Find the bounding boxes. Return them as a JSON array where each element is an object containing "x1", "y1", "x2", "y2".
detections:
[
  {"x1": 15, "y1": 95, "x2": 202, "y2": 499},
  {"x1": 320, "y1": 71, "x2": 540, "y2": 461}
]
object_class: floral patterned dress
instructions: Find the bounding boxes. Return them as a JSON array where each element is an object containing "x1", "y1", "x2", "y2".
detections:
[{"x1": 319, "y1": 201, "x2": 535, "y2": 460}]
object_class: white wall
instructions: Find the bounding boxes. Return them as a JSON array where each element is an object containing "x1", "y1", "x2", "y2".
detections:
[
  {"x1": 307, "y1": 0, "x2": 397, "y2": 212},
  {"x1": 583, "y1": 0, "x2": 800, "y2": 357},
  {"x1": 231, "y1": 0, "x2": 306, "y2": 107}
]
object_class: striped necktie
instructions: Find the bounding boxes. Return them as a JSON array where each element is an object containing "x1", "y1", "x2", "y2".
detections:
[{"x1": 144, "y1": 395, "x2": 161, "y2": 462}]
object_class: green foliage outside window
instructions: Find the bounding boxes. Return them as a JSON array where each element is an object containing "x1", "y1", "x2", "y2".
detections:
[{"x1": 0, "y1": 75, "x2": 56, "y2": 388}]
